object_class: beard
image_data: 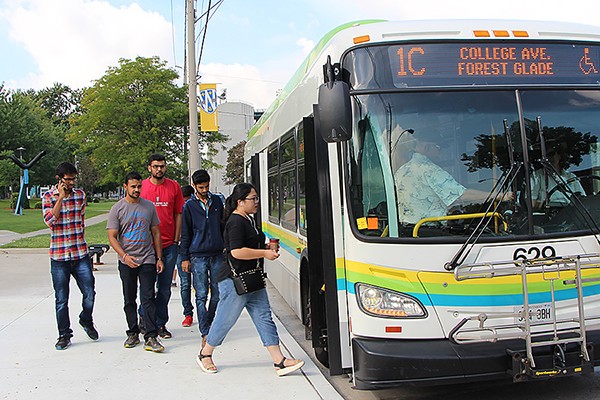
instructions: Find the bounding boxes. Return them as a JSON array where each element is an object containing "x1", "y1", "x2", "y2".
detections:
[{"x1": 151, "y1": 170, "x2": 165, "y2": 179}]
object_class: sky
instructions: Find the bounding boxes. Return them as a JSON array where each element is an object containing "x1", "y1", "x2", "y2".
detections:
[{"x1": 2, "y1": 0, "x2": 600, "y2": 110}]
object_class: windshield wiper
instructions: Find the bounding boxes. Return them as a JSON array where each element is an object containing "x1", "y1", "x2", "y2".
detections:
[
  {"x1": 444, "y1": 166, "x2": 520, "y2": 270},
  {"x1": 445, "y1": 119, "x2": 521, "y2": 271}
]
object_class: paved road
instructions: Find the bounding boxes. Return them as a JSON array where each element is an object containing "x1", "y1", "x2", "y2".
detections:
[{"x1": 0, "y1": 249, "x2": 342, "y2": 400}]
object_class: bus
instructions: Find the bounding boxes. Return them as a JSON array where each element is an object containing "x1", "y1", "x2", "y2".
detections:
[{"x1": 244, "y1": 19, "x2": 600, "y2": 389}]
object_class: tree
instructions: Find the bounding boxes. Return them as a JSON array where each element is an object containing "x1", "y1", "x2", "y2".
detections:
[
  {"x1": 69, "y1": 56, "x2": 189, "y2": 185},
  {"x1": 35, "y1": 83, "x2": 83, "y2": 130},
  {"x1": 0, "y1": 85, "x2": 73, "y2": 195},
  {"x1": 224, "y1": 140, "x2": 246, "y2": 185},
  {"x1": 76, "y1": 154, "x2": 101, "y2": 197}
]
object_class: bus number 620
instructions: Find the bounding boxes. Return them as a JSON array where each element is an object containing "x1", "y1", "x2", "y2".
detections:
[{"x1": 513, "y1": 245, "x2": 556, "y2": 261}]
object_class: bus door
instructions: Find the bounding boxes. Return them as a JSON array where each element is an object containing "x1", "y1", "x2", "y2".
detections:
[
  {"x1": 249, "y1": 153, "x2": 262, "y2": 226},
  {"x1": 304, "y1": 115, "x2": 346, "y2": 374}
]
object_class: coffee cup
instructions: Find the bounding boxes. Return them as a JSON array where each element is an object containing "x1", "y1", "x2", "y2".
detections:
[{"x1": 269, "y1": 238, "x2": 280, "y2": 252}]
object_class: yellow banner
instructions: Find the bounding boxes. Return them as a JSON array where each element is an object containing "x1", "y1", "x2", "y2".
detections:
[{"x1": 198, "y1": 83, "x2": 218, "y2": 132}]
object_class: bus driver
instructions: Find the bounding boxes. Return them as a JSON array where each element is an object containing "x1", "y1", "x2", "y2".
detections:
[{"x1": 392, "y1": 126, "x2": 511, "y2": 225}]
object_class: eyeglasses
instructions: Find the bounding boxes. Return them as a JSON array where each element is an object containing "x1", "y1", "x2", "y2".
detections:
[
  {"x1": 62, "y1": 177, "x2": 77, "y2": 182},
  {"x1": 150, "y1": 164, "x2": 167, "y2": 169},
  {"x1": 244, "y1": 196, "x2": 260, "y2": 203}
]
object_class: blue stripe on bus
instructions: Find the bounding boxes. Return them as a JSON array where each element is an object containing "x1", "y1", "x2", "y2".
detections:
[
  {"x1": 343, "y1": 279, "x2": 600, "y2": 307},
  {"x1": 264, "y1": 234, "x2": 301, "y2": 260}
]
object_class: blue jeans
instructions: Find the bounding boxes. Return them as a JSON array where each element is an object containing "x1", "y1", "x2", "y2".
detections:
[
  {"x1": 138, "y1": 243, "x2": 178, "y2": 327},
  {"x1": 50, "y1": 255, "x2": 96, "y2": 338},
  {"x1": 176, "y1": 253, "x2": 193, "y2": 317},
  {"x1": 206, "y1": 278, "x2": 279, "y2": 348},
  {"x1": 190, "y1": 254, "x2": 224, "y2": 336}
]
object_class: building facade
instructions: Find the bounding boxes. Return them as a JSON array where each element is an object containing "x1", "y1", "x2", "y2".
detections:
[{"x1": 207, "y1": 101, "x2": 255, "y2": 196}]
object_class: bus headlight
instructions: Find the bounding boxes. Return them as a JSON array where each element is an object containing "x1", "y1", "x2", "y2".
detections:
[{"x1": 356, "y1": 283, "x2": 426, "y2": 318}]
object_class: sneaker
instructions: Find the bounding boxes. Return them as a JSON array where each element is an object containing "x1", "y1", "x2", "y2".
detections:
[
  {"x1": 139, "y1": 316, "x2": 146, "y2": 335},
  {"x1": 158, "y1": 326, "x2": 172, "y2": 339},
  {"x1": 144, "y1": 336, "x2": 164, "y2": 353},
  {"x1": 55, "y1": 336, "x2": 71, "y2": 350},
  {"x1": 124, "y1": 333, "x2": 140, "y2": 348},
  {"x1": 80, "y1": 323, "x2": 99, "y2": 341},
  {"x1": 182, "y1": 315, "x2": 193, "y2": 327}
]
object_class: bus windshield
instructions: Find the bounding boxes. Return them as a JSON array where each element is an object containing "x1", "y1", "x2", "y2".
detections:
[{"x1": 346, "y1": 89, "x2": 600, "y2": 240}]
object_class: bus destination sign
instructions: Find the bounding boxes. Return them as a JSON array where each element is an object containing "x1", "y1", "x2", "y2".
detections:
[{"x1": 388, "y1": 43, "x2": 600, "y2": 87}]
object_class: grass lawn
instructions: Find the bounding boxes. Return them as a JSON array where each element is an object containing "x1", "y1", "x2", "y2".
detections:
[
  {"x1": 0, "y1": 221, "x2": 110, "y2": 248},
  {"x1": 0, "y1": 199, "x2": 115, "y2": 234}
]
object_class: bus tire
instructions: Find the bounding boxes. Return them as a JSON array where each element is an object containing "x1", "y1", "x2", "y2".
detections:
[
  {"x1": 301, "y1": 259, "x2": 311, "y2": 340},
  {"x1": 315, "y1": 346, "x2": 329, "y2": 368}
]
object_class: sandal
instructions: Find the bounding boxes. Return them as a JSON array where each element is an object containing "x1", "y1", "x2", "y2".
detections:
[
  {"x1": 196, "y1": 349, "x2": 218, "y2": 374},
  {"x1": 274, "y1": 357, "x2": 305, "y2": 376}
]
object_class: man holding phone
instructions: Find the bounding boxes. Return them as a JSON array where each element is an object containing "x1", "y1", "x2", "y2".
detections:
[{"x1": 42, "y1": 162, "x2": 97, "y2": 350}]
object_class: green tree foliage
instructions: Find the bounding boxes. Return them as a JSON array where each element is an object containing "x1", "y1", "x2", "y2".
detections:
[
  {"x1": 34, "y1": 83, "x2": 83, "y2": 130},
  {"x1": 76, "y1": 154, "x2": 101, "y2": 196},
  {"x1": 224, "y1": 140, "x2": 246, "y2": 185},
  {"x1": 461, "y1": 119, "x2": 597, "y2": 173},
  {"x1": 69, "y1": 56, "x2": 188, "y2": 185},
  {"x1": 0, "y1": 84, "x2": 73, "y2": 194},
  {"x1": 201, "y1": 129, "x2": 229, "y2": 171}
]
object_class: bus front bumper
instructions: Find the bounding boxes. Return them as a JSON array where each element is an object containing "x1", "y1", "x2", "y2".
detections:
[{"x1": 352, "y1": 331, "x2": 600, "y2": 390}]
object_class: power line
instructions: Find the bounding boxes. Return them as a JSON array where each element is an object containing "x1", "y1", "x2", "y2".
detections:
[
  {"x1": 197, "y1": 0, "x2": 211, "y2": 76},
  {"x1": 195, "y1": 71, "x2": 285, "y2": 85},
  {"x1": 195, "y1": 0, "x2": 225, "y2": 74},
  {"x1": 169, "y1": 0, "x2": 177, "y2": 67}
]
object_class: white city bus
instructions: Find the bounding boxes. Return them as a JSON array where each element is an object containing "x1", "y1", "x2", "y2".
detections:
[{"x1": 245, "y1": 19, "x2": 600, "y2": 389}]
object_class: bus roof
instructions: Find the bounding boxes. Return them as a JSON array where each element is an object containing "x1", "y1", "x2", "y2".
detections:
[{"x1": 245, "y1": 19, "x2": 600, "y2": 154}]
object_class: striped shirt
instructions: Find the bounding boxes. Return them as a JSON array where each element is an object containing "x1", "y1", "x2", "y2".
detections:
[{"x1": 42, "y1": 187, "x2": 88, "y2": 261}]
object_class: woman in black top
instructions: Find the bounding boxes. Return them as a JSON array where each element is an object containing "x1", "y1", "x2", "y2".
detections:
[{"x1": 197, "y1": 183, "x2": 304, "y2": 376}]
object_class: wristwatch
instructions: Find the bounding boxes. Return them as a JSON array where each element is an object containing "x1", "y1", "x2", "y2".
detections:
[{"x1": 156, "y1": 257, "x2": 163, "y2": 261}]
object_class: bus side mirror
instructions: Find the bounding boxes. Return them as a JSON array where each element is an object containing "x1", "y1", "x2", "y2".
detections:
[{"x1": 316, "y1": 81, "x2": 352, "y2": 142}]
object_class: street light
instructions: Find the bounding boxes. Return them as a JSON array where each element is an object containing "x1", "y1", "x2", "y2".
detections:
[{"x1": 17, "y1": 146, "x2": 25, "y2": 160}]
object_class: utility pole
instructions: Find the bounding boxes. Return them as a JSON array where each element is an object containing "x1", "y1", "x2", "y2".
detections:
[{"x1": 187, "y1": 0, "x2": 201, "y2": 178}]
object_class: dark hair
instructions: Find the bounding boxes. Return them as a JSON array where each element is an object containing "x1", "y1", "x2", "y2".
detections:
[
  {"x1": 224, "y1": 183, "x2": 256, "y2": 221},
  {"x1": 191, "y1": 169, "x2": 210, "y2": 185},
  {"x1": 56, "y1": 162, "x2": 77, "y2": 178},
  {"x1": 147, "y1": 153, "x2": 165, "y2": 165},
  {"x1": 181, "y1": 184, "x2": 194, "y2": 198},
  {"x1": 124, "y1": 171, "x2": 143, "y2": 184}
]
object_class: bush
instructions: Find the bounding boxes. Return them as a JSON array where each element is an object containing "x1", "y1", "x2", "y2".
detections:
[
  {"x1": 10, "y1": 193, "x2": 30, "y2": 210},
  {"x1": 33, "y1": 201, "x2": 43, "y2": 209}
]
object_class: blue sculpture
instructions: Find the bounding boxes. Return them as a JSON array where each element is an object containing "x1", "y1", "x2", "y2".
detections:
[{"x1": 9, "y1": 151, "x2": 46, "y2": 215}]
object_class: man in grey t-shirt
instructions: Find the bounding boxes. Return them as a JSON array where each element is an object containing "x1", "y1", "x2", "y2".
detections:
[{"x1": 107, "y1": 172, "x2": 165, "y2": 353}]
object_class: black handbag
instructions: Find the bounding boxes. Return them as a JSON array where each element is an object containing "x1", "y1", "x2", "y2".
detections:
[{"x1": 229, "y1": 257, "x2": 265, "y2": 295}]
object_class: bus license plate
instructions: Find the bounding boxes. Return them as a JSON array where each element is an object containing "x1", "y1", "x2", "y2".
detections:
[{"x1": 514, "y1": 303, "x2": 554, "y2": 323}]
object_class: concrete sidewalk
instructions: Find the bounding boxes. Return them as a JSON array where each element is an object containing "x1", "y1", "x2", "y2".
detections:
[{"x1": 0, "y1": 249, "x2": 343, "y2": 400}]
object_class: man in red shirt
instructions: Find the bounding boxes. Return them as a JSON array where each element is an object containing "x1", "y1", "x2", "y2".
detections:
[{"x1": 140, "y1": 153, "x2": 184, "y2": 339}]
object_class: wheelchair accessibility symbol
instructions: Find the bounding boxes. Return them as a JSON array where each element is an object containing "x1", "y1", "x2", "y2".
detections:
[
  {"x1": 579, "y1": 48, "x2": 598, "y2": 75},
  {"x1": 198, "y1": 88, "x2": 218, "y2": 114}
]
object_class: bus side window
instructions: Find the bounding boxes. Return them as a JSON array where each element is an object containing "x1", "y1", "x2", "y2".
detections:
[
  {"x1": 298, "y1": 125, "x2": 307, "y2": 233},
  {"x1": 268, "y1": 143, "x2": 280, "y2": 223}
]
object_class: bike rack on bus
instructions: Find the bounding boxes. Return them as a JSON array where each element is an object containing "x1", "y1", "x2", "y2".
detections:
[{"x1": 450, "y1": 254, "x2": 600, "y2": 379}]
